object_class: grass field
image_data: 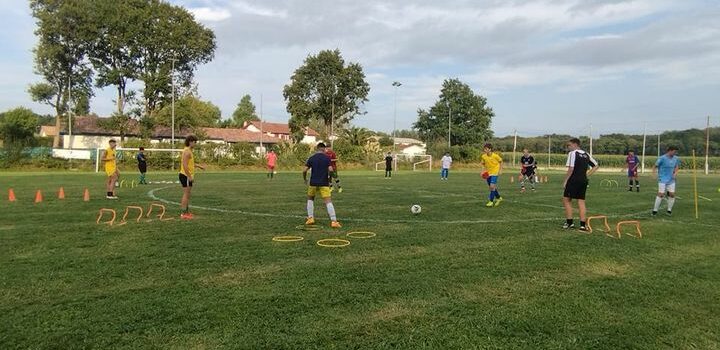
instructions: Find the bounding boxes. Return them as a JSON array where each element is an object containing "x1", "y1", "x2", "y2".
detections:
[{"x1": 1, "y1": 169, "x2": 719, "y2": 349}]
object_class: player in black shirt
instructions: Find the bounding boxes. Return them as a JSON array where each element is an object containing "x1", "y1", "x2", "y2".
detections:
[
  {"x1": 384, "y1": 152, "x2": 393, "y2": 178},
  {"x1": 562, "y1": 138, "x2": 599, "y2": 231},
  {"x1": 136, "y1": 147, "x2": 148, "y2": 185},
  {"x1": 519, "y1": 148, "x2": 536, "y2": 192}
]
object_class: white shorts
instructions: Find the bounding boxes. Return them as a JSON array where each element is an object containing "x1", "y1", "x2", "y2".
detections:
[{"x1": 658, "y1": 182, "x2": 676, "y2": 194}]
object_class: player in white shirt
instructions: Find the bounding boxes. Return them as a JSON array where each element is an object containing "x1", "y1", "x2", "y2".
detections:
[{"x1": 440, "y1": 152, "x2": 452, "y2": 180}]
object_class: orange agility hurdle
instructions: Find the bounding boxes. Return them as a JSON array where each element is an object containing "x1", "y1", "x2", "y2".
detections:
[
  {"x1": 147, "y1": 203, "x2": 174, "y2": 221},
  {"x1": 616, "y1": 221, "x2": 642, "y2": 238},
  {"x1": 119, "y1": 206, "x2": 144, "y2": 225},
  {"x1": 587, "y1": 215, "x2": 619, "y2": 238},
  {"x1": 96, "y1": 209, "x2": 117, "y2": 226}
]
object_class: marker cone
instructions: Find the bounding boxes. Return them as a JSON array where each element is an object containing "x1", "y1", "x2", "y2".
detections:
[
  {"x1": 34, "y1": 190, "x2": 43, "y2": 203},
  {"x1": 8, "y1": 189, "x2": 17, "y2": 202},
  {"x1": 58, "y1": 187, "x2": 65, "y2": 200}
]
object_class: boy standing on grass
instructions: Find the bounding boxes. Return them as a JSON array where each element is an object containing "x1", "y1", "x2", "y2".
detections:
[
  {"x1": 480, "y1": 143, "x2": 503, "y2": 207},
  {"x1": 179, "y1": 135, "x2": 205, "y2": 220},
  {"x1": 384, "y1": 152, "x2": 393, "y2": 178},
  {"x1": 266, "y1": 149, "x2": 278, "y2": 179},
  {"x1": 325, "y1": 147, "x2": 342, "y2": 193},
  {"x1": 440, "y1": 152, "x2": 452, "y2": 180},
  {"x1": 652, "y1": 146, "x2": 680, "y2": 216},
  {"x1": 102, "y1": 139, "x2": 119, "y2": 199},
  {"x1": 562, "y1": 138, "x2": 599, "y2": 231},
  {"x1": 520, "y1": 148, "x2": 537, "y2": 192},
  {"x1": 626, "y1": 150, "x2": 640, "y2": 192},
  {"x1": 137, "y1": 147, "x2": 148, "y2": 185},
  {"x1": 304, "y1": 142, "x2": 341, "y2": 228}
]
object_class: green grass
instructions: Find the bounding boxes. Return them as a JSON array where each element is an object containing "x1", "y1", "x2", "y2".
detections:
[{"x1": 1, "y1": 170, "x2": 719, "y2": 349}]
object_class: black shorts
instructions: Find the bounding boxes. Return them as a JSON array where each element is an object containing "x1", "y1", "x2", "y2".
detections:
[
  {"x1": 522, "y1": 169, "x2": 535, "y2": 178},
  {"x1": 564, "y1": 180, "x2": 588, "y2": 199},
  {"x1": 179, "y1": 173, "x2": 193, "y2": 188},
  {"x1": 138, "y1": 163, "x2": 147, "y2": 173}
]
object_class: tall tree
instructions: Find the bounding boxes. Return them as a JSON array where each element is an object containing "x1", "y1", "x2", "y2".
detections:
[
  {"x1": 29, "y1": 0, "x2": 94, "y2": 147},
  {"x1": 154, "y1": 94, "x2": 221, "y2": 131},
  {"x1": 232, "y1": 95, "x2": 259, "y2": 126},
  {"x1": 414, "y1": 79, "x2": 494, "y2": 145},
  {"x1": 342, "y1": 126, "x2": 372, "y2": 146},
  {"x1": 283, "y1": 49, "x2": 370, "y2": 142},
  {"x1": 136, "y1": 1, "x2": 216, "y2": 118}
]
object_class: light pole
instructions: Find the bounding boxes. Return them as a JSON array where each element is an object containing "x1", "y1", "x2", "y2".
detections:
[
  {"x1": 170, "y1": 57, "x2": 177, "y2": 170},
  {"x1": 446, "y1": 100, "x2": 451, "y2": 149},
  {"x1": 392, "y1": 81, "x2": 401, "y2": 153}
]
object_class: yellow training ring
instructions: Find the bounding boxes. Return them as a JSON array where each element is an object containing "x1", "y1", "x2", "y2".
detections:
[
  {"x1": 316, "y1": 239, "x2": 350, "y2": 248},
  {"x1": 272, "y1": 235, "x2": 304, "y2": 242},
  {"x1": 346, "y1": 231, "x2": 377, "y2": 239}
]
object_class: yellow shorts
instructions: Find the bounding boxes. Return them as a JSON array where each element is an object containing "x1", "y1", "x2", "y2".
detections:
[
  {"x1": 307, "y1": 186, "x2": 332, "y2": 198},
  {"x1": 105, "y1": 167, "x2": 117, "y2": 177}
]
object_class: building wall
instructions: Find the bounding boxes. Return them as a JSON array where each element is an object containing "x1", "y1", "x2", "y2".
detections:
[{"x1": 63, "y1": 135, "x2": 119, "y2": 149}]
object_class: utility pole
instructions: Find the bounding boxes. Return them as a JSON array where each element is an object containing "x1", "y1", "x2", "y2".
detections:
[
  {"x1": 447, "y1": 101, "x2": 452, "y2": 149},
  {"x1": 170, "y1": 56, "x2": 177, "y2": 170},
  {"x1": 641, "y1": 123, "x2": 647, "y2": 173},
  {"x1": 392, "y1": 81, "x2": 402, "y2": 154},
  {"x1": 705, "y1": 115, "x2": 711, "y2": 175}
]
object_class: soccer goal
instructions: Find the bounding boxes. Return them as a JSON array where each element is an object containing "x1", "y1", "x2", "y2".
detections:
[
  {"x1": 94, "y1": 147, "x2": 183, "y2": 172},
  {"x1": 412, "y1": 155, "x2": 432, "y2": 171}
]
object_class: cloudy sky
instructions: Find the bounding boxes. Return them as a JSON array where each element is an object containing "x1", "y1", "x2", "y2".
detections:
[{"x1": 1, "y1": 0, "x2": 718, "y2": 136}]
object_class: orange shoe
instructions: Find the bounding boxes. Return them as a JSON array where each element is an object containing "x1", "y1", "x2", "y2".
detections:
[
  {"x1": 305, "y1": 217, "x2": 315, "y2": 225},
  {"x1": 330, "y1": 221, "x2": 342, "y2": 228},
  {"x1": 180, "y1": 212, "x2": 193, "y2": 220}
]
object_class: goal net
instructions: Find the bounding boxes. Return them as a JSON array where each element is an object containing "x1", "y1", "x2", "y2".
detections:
[{"x1": 374, "y1": 154, "x2": 432, "y2": 171}]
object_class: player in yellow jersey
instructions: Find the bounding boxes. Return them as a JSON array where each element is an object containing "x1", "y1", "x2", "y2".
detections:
[
  {"x1": 480, "y1": 143, "x2": 504, "y2": 207},
  {"x1": 179, "y1": 135, "x2": 205, "y2": 219},
  {"x1": 102, "y1": 139, "x2": 119, "y2": 199}
]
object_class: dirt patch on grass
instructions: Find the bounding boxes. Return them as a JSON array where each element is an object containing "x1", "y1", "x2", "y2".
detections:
[
  {"x1": 582, "y1": 261, "x2": 630, "y2": 277},
  {"x1": 369, "y1": 300, "x2": 427, "y2": 322}
]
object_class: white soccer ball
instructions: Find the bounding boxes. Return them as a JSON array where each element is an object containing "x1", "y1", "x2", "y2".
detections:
[{"x1": 411, "y1": 204, "x2": 422, "y2": 214}]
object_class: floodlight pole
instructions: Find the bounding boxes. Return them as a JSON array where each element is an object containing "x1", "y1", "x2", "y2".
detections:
[
  {"x1": 447, "y1": 101, "x2": 451, "y2": 149},
  {"x1": 641, "y1": 123, "x2": 647, "y2": 174},
  {"x1": 392, "y1": 81, "x2": 401, "y2": 154},
  {"x1": 512, "y1": 129, "x2": 518, "y2": 166},
  {"x1": 170, "y1": 57, "x2": 177, "y2": 170},
  {"x1": 260, "y1": 94, "x2": 264, "y2": 152},
  {"x1": 705, "y1": 115, "x2": 710, "y2": 175},
  {"x1": 589, "y1": 123, "x2": 593, "y2": 155}
]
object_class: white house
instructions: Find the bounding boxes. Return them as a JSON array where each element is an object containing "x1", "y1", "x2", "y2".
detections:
[
  {"x1": 398, "y1": 144, "x2": 427, "y2": 156},
  {"x1": 243, "y1": 121, "x2": 320, "y2": 145}
]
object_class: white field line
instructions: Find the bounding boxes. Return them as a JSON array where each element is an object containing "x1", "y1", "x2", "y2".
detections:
[{"x1": 148, "y1": 186, "x2": 650, "y2": 225}]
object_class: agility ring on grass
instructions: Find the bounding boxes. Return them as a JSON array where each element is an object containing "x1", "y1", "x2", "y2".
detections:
[
  {"x1": 272, "y1": 235, "x2": 304, "y2": 242},
  {"x1": 346, "y1": 231, "x2": 377, "y2": 239},
  {"x1": 317, "y1": 239, "x2": 351, "y2": 248},
  {"x1": 295, "y1": 224, "x2": 321, "y2": 231}
]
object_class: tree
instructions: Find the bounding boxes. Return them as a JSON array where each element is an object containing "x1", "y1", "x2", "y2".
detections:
[
  {"x1": 0, "y1": 108, "x2": 40, "y2": 146},
  {"x1": 29, "y1": 0, "x2": 94, "y2": 147},
  {"x1": 154, "y1": 94, "x2": 221, "y2": 131},
  {"x1": 284, "y1": 49, "x2": 370, "y2": 142},
  {"x1": 136, "y1": 1, "x2": 216, "y2": 117},
  {"x1": 414, "y1": 79, "x2": 494, "y2": 145},
  {"x1": 342, "y1": 126, "x2": 372, "y2": 146},
  {"x1": 232, "y1": 95, "x2": 259, "y2": 126}
]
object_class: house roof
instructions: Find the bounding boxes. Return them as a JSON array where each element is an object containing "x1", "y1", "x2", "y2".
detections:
[
  {"x1": 39, "y1": 125, "x2": 57, "y2": 136},
  {"x1": 70, "y1": 116, "x2": 142, "y2": 136},
  {"x1": 246, "y1": 121, "x2": 319, "y2": 136},
  {"x1": 202, "y1": 127, "x2": 282, "y2": 144}
]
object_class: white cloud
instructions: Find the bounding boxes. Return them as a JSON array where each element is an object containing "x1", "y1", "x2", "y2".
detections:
[{"x1": 189, "y1": 7, "x2": 232, "y2": 22}]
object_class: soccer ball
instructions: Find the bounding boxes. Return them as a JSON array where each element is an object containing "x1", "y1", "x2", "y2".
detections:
[{"x1": 411, "y1": 204, "x2": 422, "y2": 214}]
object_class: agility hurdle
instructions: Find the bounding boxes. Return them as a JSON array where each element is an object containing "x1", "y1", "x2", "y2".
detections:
[
  {"x1": 600, "y1": 179, "x2": 619, "y2": 190},
  {"x1": 96, "y1": 209, "x2": 117, "y2": 226},
  {"x1": 586, "y1": 215, "x2": 619, "y2": 238},
  {"x1": 147, "y1": 203, "x2": 174, "y2": 221},
  {"x1": 616, "y1": 221, "x2": 642, "y2": 238},
  {"x1": 117, "y1": 206, "x2": 144, "y2": 225}
]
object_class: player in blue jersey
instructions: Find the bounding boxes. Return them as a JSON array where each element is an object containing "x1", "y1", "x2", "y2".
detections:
[
  {"x1": 303, "y1": 142, "x2": 341, "y2": 228},
  {"x1": 652, "y1": 146, "x2": 680, "y2": 216}
]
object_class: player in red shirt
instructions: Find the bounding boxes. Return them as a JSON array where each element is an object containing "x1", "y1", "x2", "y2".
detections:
[
  {"x1": 325, "y1": 147, "x2": 342, "y2": 193},
  {"x1": 266, "y1": 149, "x2": 278, "y2": 179}
]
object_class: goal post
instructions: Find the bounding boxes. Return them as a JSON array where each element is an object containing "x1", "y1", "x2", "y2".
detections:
[
  {"x1": 412, "y1": 155, "x2": 432, "y2": 171},
  {"x1": 95, "y1": 147, "x2": 183, "y2": 172}
]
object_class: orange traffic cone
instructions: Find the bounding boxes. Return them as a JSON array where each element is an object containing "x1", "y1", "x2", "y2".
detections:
[
  {"x1": 83, "y1": 188, "x2": 90, "y2": 202},
  {"x1": 34, "y1": 190, "x2": 43, "y2": 203},
  {"x1": 58, "y1": 187, "x2": 65, "y2": 200},
  {"x1": 8, "y1": 188, "x2": 17, "y2": 202}
]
